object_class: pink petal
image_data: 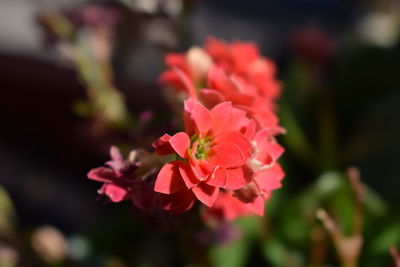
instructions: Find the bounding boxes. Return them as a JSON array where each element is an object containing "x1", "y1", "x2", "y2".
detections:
[
  {"x1": 109, "y1": 146, "x2": 123, "y2": 164},
  {"x1": 206, "y1": 166, "x2": 227, "y2": 187},
  {"x1": 254, "y1": 128, "x2": 273, "y2": 143},
  {"x1": 169, "y1": 132, "x2": 190, "y2": 158},
  {"x1": 209, "y1": 132, "x2": 252, "y2": 168},
  {"x1": 189, "y1": 158, "x2": 214, "y2": 181},
  {"x1": 229, "y1": 107, "x2": 251, "y2": 132},
  {"x1": 244, "y1": 119, "x2": 257, "y2": 139},
  {"x1": 184, "y1": 98, "x2": 212, "y2": 137},
  {"x1": 220, "y1": 132, "x2": 252, "y2": 156},
  {"x1": 208, "y1": 142, "x2": 245, "y2": 168},
  {"x1": 253, "y1": 163, "x2": 285, "y2": 191},
  {"x1": 207, "y1": 66, "x2": 228, "y2": 91},
  {"x1": 154, "y1": 161, "x2": 186, "y2": 194},
  {"x1": 173, "y1": 67, "x2": 197, "y2": 98},
  {"x1": 265, "y1": 142, "x2": 284, "y2": 162},
  {"x1": 192, "y1": 183, "x2": 219, "y2": 207},
  {"x1": 199, "y1": 89, "x2": 225, "y2": 109},
  {"x1": 152, "y1": 134, "x2": 174, "y2": 156},
  {"x1": 87, "y1": 167, "x2": 115, "y2": 183},
  {"x1": 227, "y1": 91, "x2": 254, "y2": 106},
  {"x1": 246, "y1": 195, "x2": 265, "y2": 216},
  {"x1": 252, "y1": 107, "x2": 279, "y2": 130},
  {"x1": 179, "y1": 162, "x2": 200, "y2": 189},
  {"x1": 165, "y1": 53, "x2": 186, "y2": 68},
  {"x1": 104, "y1": 184, "x2": 129, "y2": 202},
  {"x1": 160, "y1": 189, "x2": 196, "y2": 214},
  {"x1": 225, "y1": 166, "x2": 253, "y2": 190},
  {"x1": 210, "y1": 102, "x2": 233, "y2": 136},
  {"x1": 158, "y1": 70, "x2": 187, "y2": 92}
]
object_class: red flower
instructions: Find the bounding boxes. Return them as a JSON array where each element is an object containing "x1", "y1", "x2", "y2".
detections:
[
  {"x1": 202, "y1": 129, "x2": 285, "y2": 221},
  {"x1": 88, "y1": 37, "x2": 286, "y2": 221},
  {"x1": 158, "y1": 47, "x2": 212, "y2": 98},
  {"x1": 202, "y1": 166, "x2": 283, "y2": 221},
  {"x1": 158, "y1": 37, "x2": 281, "y2": 104},
  {"x1": 157, "y1": 37, "x2": 284, "y2": 135},
  {"x1": 205, "y1": 37, "x2": 281, "y2": 101},
  {"x1": 200, "y1": 66, "x2": 283, "y2": 133},
  {"x1": 153, "y1": 98, "x2": 254, "y2": 213}
]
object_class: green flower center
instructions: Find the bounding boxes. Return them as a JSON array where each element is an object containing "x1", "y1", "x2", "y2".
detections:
[{"x1": 191, "y1": 135, "x2": 211, "y2": 160}]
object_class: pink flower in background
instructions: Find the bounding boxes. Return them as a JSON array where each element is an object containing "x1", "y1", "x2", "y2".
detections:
[
  {"x1": 87, "y1": 146, "x2": 157, "y2": 211},
  {"x1": 205, "y1": 37, "x2": 281, "y2": 101},
  {"x1": 158, "y1": 37, "x2": 284, "y2": 135},
  {"x1": 158, "y1": 37, "x2": 282, "y2": 102},
  {"x1": 158, "y1": 48, "x2": 213, "y2": 97}
]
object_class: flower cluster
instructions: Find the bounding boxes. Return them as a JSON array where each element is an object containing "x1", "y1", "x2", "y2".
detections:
[
  {"x1": 87, "y1": 146, "x2": 158, "y2": 211},
  {"x1": 88, "y1": 37, "x2": 284, "y2": 222},
  {"x1": 154, "y1": 37, "x2": 285, "y2": 220}
]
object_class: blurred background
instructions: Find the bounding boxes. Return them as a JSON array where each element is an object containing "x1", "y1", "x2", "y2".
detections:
[{"x1": 1, "y1": 0, "x2": 400, "y2": 266}]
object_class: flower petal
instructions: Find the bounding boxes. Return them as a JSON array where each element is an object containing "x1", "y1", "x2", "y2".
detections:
[
  {"x1": 87, "y1": 167, "x2": 115, "y2": 183},
  {"x1": 109, "y1": 146, "x2": 123, "y2": 164},
  {"x1": 169, "y1": 132, "x2": 190, "y2": 158},
  {"x1": 152, "y1": 134, "x2": 174, "y2": 156},
  {"x1": 253, "y1": 163, "x2": 284, "y2": 191},
  {"x1": 173, "y1": 67, "x2": 197, "y2": 98},
  {"x1": 244, "y1": 119, "x2": 257, "y2": 139},
  {"x1": 210, "y1": 102, "x2": 233, "y2": 136},
  {"x1": 206, "y1": 166, "x2": 227, "y2": 187},
  {"x1": 246, "y1": 195, "x2": 265, "y2": 216},
  {"x1": 103, "y1": 184, "x2": 129, "y2": 202},
  {"x1": 199, "y1": 89, "x2": 225, "y2": 109},
  {"x1": 225, "y1": 166, "x2": 253, "y2": 190},
  {"x1": 208, "y1": 142, "x2": 245, "y2": 168},
  {"x1": 192, "y1": 183, "x2": 219, "y2": 207},
  {"x1": 160, "y1": 189, "x2": 196, "y2": 214},
  {"x1": 179, "y1": 162, "x2": 200, "y2": 189},
  {"x1": 209, "y1": 132, "x2": 252, "y2": 168},
  {"x1": 254, "y1": 129, "x2": 285, "y2": 165},
  {"x1": 154, "y1": 161, "x2": 186, "y2": 194},
  {"x1": 184, "y1": 98, "x2": 212, "y2": 137}
]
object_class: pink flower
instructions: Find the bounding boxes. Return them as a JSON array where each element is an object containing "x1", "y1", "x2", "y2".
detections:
[
  {"x1": 88, "y1": 37, "x2": 286, "y2": 222},
  {"x1": 157, "y1": 37, "x2": 284, "y2": 135},
  {"x1": 205, "y1": 37, "x2": 281, "y2": 100},
  {"x1": 87, "y1": 146, "x2": 157, "y2": 211},
  {"x1": 203, "y1": 168, "x2": 283, "y2": 221},
  {"x1": 202, "y1": 129, "x2": 285, "y2": 221},
  {"x1": 153, "y1": 98, "x2": 254, "y2": 213},
  {"x1": 158, "y1": 37, "x2": 281, "y2": 103},
  {"x1": 158, "y1": 48, "x2": 213, "y2": 98},
  {"x1": 201, "y1": 66, "x2": 283, "y2": 133}
]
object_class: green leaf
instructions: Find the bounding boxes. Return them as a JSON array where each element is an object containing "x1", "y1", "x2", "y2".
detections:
[
  {"x1": 210, "y1": 236, "x2": 250, "y2": 267},
  {"x1": 369, "y1": 221, "x2": 400, "y2": 255},
  {"x1": 0, "y1": 186, "x2": 16, "y2": 237},
  {"x1": 210, "y1": 217, "x2": 259, "y2": 267},
  {"x1": 363, "y1": 186, "x2": 387, "y2": 216},
  {"x1": 262, "y1": 237, "x2": 304, "y2": 267}
]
